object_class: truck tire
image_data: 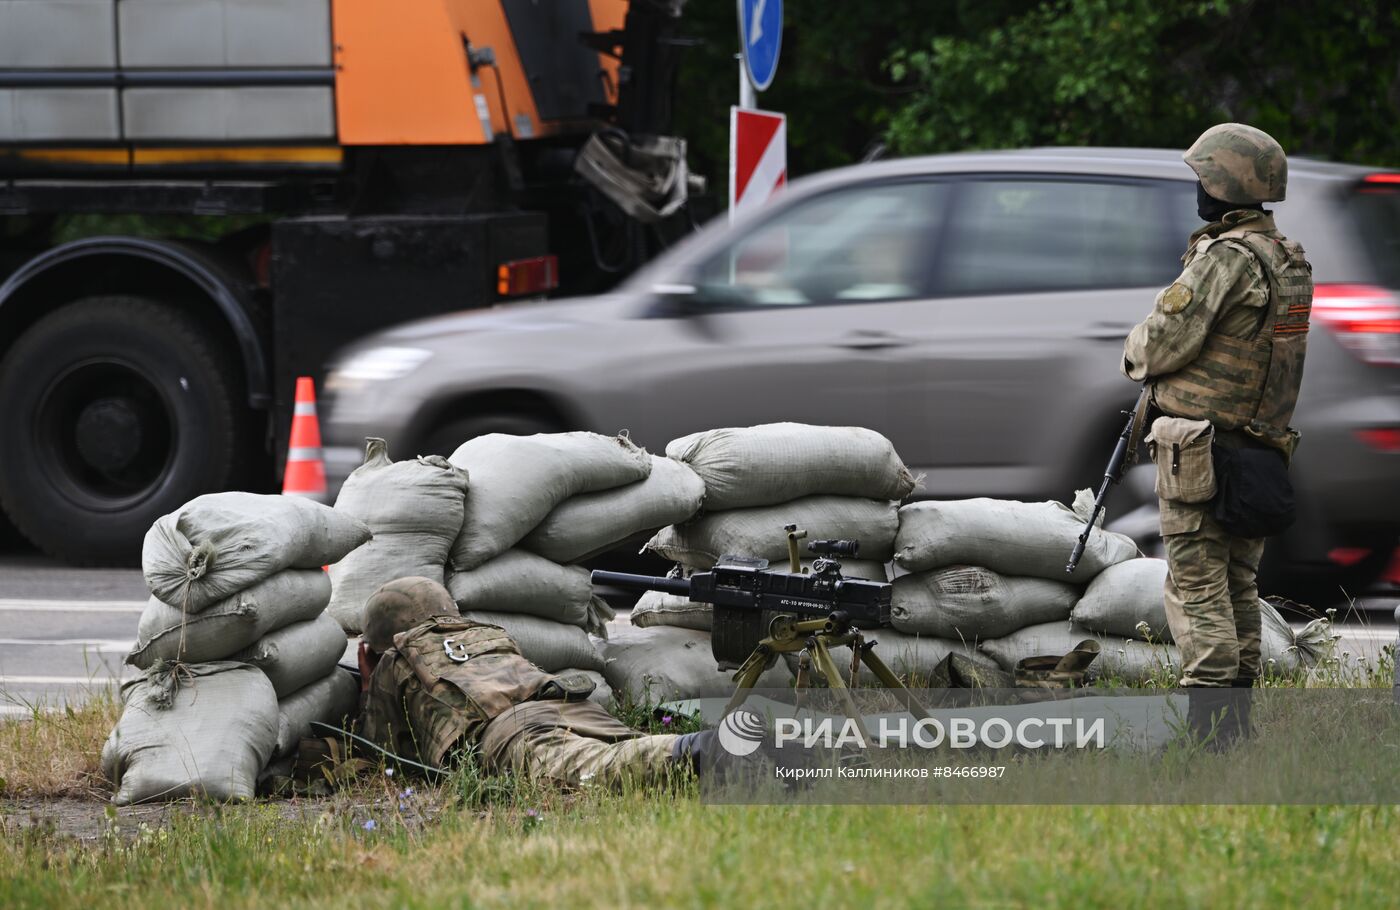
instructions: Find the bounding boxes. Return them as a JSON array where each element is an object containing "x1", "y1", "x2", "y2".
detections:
[{"x1": 0, "y1": 296, "x2": 241, "y2": 565}]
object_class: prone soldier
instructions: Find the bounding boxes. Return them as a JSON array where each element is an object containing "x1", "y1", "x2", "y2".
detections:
[{"x1": 350, "y1": 577, "x2": 739, "y2": 788}]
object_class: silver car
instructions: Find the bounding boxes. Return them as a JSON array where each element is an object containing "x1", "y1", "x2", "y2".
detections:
[{"x1": 323, "y1": 148, "x2": 1400, "y2": 603}]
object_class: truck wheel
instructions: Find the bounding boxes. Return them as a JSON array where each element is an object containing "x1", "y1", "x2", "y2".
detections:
[{"x1": 0, "y1": 297, "x2": 241, "y2": 565}]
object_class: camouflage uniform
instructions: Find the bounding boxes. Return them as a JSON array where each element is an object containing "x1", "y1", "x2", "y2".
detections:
[
  {"x1": 359, "y1": 617, "x2": 679, "y2": 786},
  {"x1": 1122, "y1": 124, "x2": 1312, "y2": 688}
]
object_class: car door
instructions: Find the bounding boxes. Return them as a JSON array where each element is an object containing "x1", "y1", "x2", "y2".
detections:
[
  {"x1": 898, "y1": 176, "x2": 1185, "y2": 498},
  {"x1": 616, "y1": 179, "x2": 951, "y2": 451}
]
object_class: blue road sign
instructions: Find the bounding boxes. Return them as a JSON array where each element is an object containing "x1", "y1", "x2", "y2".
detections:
[{"x1": 738, "y1": 0, "x2": 782, "y2": 92}]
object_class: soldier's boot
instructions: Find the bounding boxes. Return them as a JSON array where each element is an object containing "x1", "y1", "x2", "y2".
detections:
[
  {"x1": 672, "y1": 724, "x2": 818, "y2": 786},
  {"x1": 670, "y1": 729, "x2": 766, "y2": 783},
  {"x1": 1186, "y1": 686, "x2": 1250, "y2": 752}
]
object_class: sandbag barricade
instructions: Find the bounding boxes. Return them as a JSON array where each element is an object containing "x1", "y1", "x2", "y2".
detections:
[{"x1": 327, "y1": 438, "x2": 468, "y2": 633}]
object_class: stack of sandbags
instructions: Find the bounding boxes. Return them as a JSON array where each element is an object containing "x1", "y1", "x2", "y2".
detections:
[
  {"x1": 642, "y1": 424, "x2": 912, "y2": 630},
  {"x1": 888, "y1": 491, "x2": 1138, "y2": 646},
  {"x1": 620, "y1": 424, "x2": 919, "y2": 694},
  {"x1": 444, "y1": 431, "x2": 682, "y2": 673},
  {"x1": 113, "y1": 494, "x2": 368, "y2": 803},
  {"x1": 1055, "y1": 557, "x2": 1328, "y2": 678},
  {"x1": 326, "y1": 438, "x2": 468, "y2": 633}
]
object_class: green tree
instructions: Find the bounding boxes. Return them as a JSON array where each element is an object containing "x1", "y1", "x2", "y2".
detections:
[{"x1": 883, "y1": 0, "x2": 1400, "y2": 165}]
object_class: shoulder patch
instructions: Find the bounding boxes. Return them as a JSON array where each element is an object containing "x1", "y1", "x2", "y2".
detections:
[{"x1": 1159, "y1": 283, "x2": 1193, "y2": 315}]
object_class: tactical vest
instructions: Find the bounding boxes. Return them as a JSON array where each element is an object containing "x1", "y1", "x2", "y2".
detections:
[
  {"x1": 362, "y1": 619, "x2": 564, "y2": 767},
  {"x1": 1152, "y1": 224, "x2": 1313, "y2": 455}
]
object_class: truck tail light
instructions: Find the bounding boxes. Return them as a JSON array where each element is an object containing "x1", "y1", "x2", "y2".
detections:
[
  {"x1": 497, "y1": 256, "x2": 559, "y2": 297},
  {"x1": 1312, "y1": 284, "x2": 1400, "y2": 366}
]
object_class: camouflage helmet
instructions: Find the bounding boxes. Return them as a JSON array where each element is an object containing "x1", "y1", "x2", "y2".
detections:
[
  {"x1": 1184, "y1": 123, "x2": 1287, "y2": 204},
  {"x1": 362, "y1": 576, "x2": 458, "y2": 652}
]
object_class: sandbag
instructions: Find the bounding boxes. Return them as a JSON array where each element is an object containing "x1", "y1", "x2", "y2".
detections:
[
  {"x1": 458, "y1": 610, "x2": 604, "y2": 672},
  {"x1": 326, "y1": 439, "x2": 468, "y2": 633},
  {"x1": 143, "y1": 492, "x2": 371, "y2": 613},
  {"x1": 891, "y1": 566, "x2": 1079, "y2": 641},
  {"x1": 599, "y1": 624, "x2": 788, "y2": 703},
  {"x1": 854, "y1": 629, "x2": 1001, "y2": 683},
  {"x1": 448, "y1": 432, "x2": 652, "y2": 571},
  {"x1": 446, "y1": 550, "x2": 614, "y2": 635},
  {"x1": 230, "y1": 612, "x2": 347, "y2": 697},
  {"x1": 979, "y1": 622, "x2": 1179, "y2": 685},
  {"x1": 646, "y1": 496, "x2": 899, "y2": 568},
  {"x1": 893, "y1": 491, "x2": 1139, "y2": 581},
  {"x1": 101, "y1": 661, "x2": 278, "y2": 805},
  {"x1": 519, "y1": 455, "x2": 706, "y2": 563},
  {"x1": 819, "y1": 559, "x2": 890, "y2": 582},
  {"x1": 127, "y1": 569, "x2": 331, "y2": 670},
  {"x1": 1070, "y1": 558, "x2": 1171, "y2": 641},
  {"x1": 273, "y1": 668, "x2": 359, "y2": 759},
  {"x1": 666, "y1": 423, "x2": 916, "y2": 510},
  {"x1": 1067, "y1": 561, "x2": 1324, "y2": 672},
  {"x1": 630, "y1": 590, "x2": 712, "y2": 632},
  {"x1": 1261, "y1": 599, "x2": 1325, "y2": 673}
]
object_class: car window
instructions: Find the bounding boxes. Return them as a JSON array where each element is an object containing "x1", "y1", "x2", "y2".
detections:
[
  {"x1": 693, "y1": 181, "x2": 947, "y2": 307},
  {"x1": 1349, "y1": 184, "x2": 1400, "y2": 288},
  {"x1": 939, "y1": 179, "x2": 1180, "y2": 294}
]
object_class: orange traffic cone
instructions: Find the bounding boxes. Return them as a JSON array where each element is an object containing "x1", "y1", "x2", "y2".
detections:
[{"x1": 282, "y1": 376, "x2": 327, "y2": 500}]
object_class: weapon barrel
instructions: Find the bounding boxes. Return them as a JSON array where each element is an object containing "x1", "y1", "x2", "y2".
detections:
[{"x1": 590, "y1": 570, "x2": 692, "y2": 598}]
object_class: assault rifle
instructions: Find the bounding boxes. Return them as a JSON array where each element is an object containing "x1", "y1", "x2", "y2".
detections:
[{"x1": 1067, "y1": 384, "x2": 1151, "y2": 574}]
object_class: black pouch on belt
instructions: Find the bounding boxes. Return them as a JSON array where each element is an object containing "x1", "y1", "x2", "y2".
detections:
[{"x1": 1210, "y1": 442, "x2": 1295, "y2": 538}]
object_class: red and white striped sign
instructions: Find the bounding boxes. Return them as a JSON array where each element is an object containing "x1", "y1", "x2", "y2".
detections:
[{"x1": 729, "y1": 107, "x2": 786, "y2": 219}]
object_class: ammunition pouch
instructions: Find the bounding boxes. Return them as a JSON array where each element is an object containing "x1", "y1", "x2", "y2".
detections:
[
  {"x1": 1146, "y1": 416, "x2": 1217, "y2": 504},
  {"x1": 1210, "y1": 438, "x2": 1295, "y2": 538}
]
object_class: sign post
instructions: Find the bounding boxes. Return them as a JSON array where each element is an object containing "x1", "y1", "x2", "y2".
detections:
[{"x1": 732, "y1": 0, "x2": 784, "y2": 219}]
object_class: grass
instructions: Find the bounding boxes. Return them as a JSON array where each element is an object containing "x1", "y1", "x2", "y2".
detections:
[
  {"x1": 4, "y1": 789, "x2": 1400, "y2": 908},
  {"x1": 0, "y1": 688, "x2": 120, "y2": 799},
  {"x1": 1, "y1": 630, "x2": 1397, "y2": 908}
]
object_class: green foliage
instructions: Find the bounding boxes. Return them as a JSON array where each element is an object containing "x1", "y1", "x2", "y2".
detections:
[
  {"x1": 669, "y1": 0, "x2": 1400, "y2": 189},
  {"x1": 883, "y1": 0, "x2": 1400, "y2": 165}
]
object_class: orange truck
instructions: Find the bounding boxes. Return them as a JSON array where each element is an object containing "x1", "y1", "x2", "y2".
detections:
[{"x1": 0, "y1": 0, "x2": 699, "y2": 563}]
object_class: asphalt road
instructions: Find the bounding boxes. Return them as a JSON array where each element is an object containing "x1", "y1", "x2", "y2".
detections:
[{"x1": 0, "y1": 555, "x2": 1395, "y2": 714}]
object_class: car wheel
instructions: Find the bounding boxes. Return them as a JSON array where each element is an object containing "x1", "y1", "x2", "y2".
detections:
[
  {"x1": 0, "y1": 297, "x2": 241, "y2": 565},
  {"x1": 1260, "y1": 534, "x2": 1398, "y2": 613},
  {"x1": 418, "y1": 411, "x2": 561, "y2": 459}
]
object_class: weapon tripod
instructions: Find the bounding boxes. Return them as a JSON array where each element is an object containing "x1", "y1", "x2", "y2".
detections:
[{"x1": 723, "y1": 611, "x2": 932, "y2": 730}]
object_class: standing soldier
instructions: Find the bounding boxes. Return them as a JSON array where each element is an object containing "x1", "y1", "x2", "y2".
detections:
[{"x1": 1122, "y1": 123, "x2": 1312, "y2": 747}]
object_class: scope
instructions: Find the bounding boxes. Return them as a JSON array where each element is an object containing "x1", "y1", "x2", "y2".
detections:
[{"x1": 808, "y1": 539, "x2": 859, "y2": 558}]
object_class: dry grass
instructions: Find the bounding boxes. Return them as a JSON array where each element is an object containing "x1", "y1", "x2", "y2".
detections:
[{"x1": 0, "y1": 688, "x2": 120, "y2": 798}]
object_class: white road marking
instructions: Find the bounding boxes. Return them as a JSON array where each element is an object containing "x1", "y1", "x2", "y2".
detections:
[
  {"x1": 0, "y1": 675, "x2": 129, "y2": 685},
  {"x1": 0, "y1": 638, "x2": 133, "y2": 649},
  {"x1": 0, "y1": 705, "x2": 58, "y2": 716},
  {"x1": 0, "y1": 599, "x2": 144, "y2": 613}
]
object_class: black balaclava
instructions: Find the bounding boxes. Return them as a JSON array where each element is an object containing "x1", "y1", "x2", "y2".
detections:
[{"x1": 1197, "y1": 180, "x2": 1265, "y2": 223}]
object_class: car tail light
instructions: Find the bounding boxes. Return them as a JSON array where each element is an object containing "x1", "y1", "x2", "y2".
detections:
[
  {"x1": 1327, "y1": 547, "x2": 1373, "y2": 567},
  {"x1": 497, "y1": 256, "x2": 559, "y2": 297},
  {"x1": 1354, "y1": 428, "x2": 1400, "y2": 453},
  {"x1": 1311, "y1": 284, "x2": 1400, "y2": 366},
  {"x1": 1361, "y1": 173, "x2": 1400, "y2": 185}
]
